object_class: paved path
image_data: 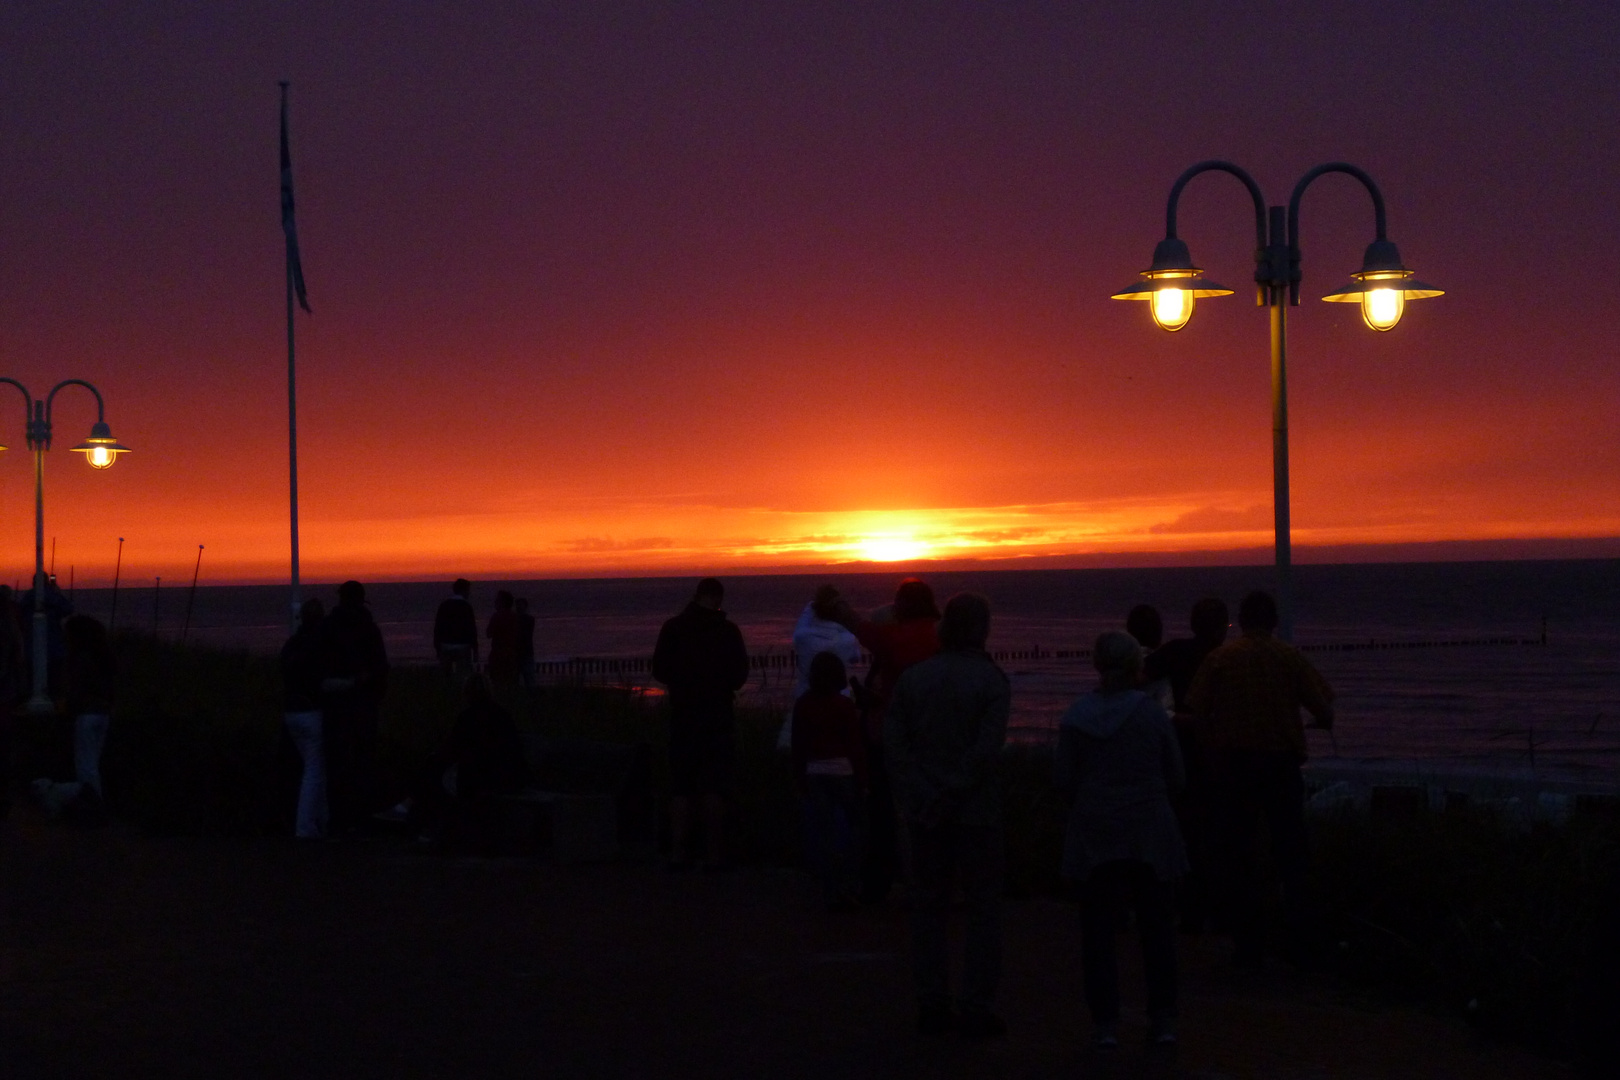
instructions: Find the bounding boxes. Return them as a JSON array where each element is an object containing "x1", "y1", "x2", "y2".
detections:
[{"x1": 0, "y1": 812, "x2": 1572, "y2": 1079}]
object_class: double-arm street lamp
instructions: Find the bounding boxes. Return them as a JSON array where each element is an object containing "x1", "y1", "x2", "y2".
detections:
[
  {"x1": 1112, "y1": 161, "x2": 1442, "y2": 640},
  {"x1": 0, "y1": 378, "x2": 131, "y2": 713}
]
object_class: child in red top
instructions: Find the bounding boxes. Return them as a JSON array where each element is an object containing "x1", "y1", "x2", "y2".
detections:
[{"x1": 792, "y1": 651, "x2": 868, "y2": 908}]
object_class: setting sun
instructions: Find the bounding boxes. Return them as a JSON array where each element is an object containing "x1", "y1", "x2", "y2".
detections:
[{"x1": 854, "y1": 535, "x2": 932, "y2": 562}]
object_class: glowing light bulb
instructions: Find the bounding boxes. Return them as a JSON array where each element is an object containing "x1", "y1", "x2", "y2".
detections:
[
  {"x1": 1151, "y1": 287, "x2": 1193, "y2": 332},
  {"x1": 1362, "y1": 287, "x2": 1403, "y2": 331},
  {"x1": 88, "y1": 445, "x2": 114, "y2": 469}
]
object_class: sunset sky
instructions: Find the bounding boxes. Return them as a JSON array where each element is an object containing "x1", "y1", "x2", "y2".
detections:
[{"x1": 1, "y1": 1, "x2": 1616, "y2": 585}]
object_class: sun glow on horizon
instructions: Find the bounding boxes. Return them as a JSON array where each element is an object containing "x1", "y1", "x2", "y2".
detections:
[{"x1": 854, "y1": 534, "x2": 932, "y2": 562}]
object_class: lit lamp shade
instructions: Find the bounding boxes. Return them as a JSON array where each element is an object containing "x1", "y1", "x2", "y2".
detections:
[
  {"x1": 1322, "y1": 239, "x2": 1442, "y2": 331},
  {"x1": 70, "y1": 422, "x2": 131, "y2": 470},
  {"x1": 1111, "y1": 238, "x2": 1233, "y2": 331}
]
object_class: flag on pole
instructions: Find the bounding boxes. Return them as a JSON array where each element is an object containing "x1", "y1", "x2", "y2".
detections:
[{"x1": 280, "y1": 82, "x2": 312, "y2": 313}]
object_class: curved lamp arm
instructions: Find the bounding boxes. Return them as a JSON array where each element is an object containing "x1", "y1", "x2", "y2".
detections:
[
  {"x1": 45, "y1": 378, "x2": 107, "y2": 426},
  {"x1": 1287, "y1": 162, "x2": 1386, "y2": 244},
  {"x1": 1165, "y1": 160, "x2": 1268, "y2": 249},
  {"x1": 1286, "y1": 163, "x2": 1387, "y2": 305},
  {"x1": 0, "y1": 377, "x2": 34, "y2": 425}
]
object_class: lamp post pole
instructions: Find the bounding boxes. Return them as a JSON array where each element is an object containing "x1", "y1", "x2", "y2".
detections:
[
  {"x1": 0, "y1": 377, "x2": 131, "y2": 713},
  {"x1": 1113, "y1": 161, "x2": 1441, "y2": 641}
]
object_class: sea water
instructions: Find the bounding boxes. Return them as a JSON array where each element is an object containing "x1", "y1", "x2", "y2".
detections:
[{"x1": 73, "y1": 560, "x2": 1618, "y2": 780}]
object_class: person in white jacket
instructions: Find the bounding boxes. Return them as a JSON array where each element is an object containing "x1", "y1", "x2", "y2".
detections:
[{"x1": 780, "y1": 586, "x2": 864, "y2": 749}]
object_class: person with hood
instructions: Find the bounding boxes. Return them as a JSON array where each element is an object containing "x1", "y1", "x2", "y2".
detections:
[
  {"x1": 791, "y1": 650, "x2": 868, "y2": 908},
  {"x1": 652, "y1": 577, "x2": 750, "y2": 870},
  {"x1": 885, "y1": 592, "x2": 1010, "y2": 1039},
  {"x1": 321, "y1": 580, "x2": 390, "y2": 832},
  {"x1": 782, "y1": 584, "x2": 863, "y2": 749},
  {"x1": 1056, "y1": 630, "x2": 1188, "y2": 1050},
  {"x1": 832, "y1": 577, "x2": 940, "y2": 904}
]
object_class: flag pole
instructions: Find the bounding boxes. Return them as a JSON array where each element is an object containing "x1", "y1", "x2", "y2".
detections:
[
  {"x1": 283, "y1": 80, "x2": 301, "y2": 632},
  {"x1": 109, "y1": 536, "x2": 124, "y2": 632}
]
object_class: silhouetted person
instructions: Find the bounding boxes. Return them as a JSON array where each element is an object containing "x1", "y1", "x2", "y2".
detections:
[
  {"x1": 652, "y1": 577, "x2": 749, "y2": 870},
  {"x1": 321, "y1": 580, "x2": 390, "y2": 832},
  {"x1": 832, "y1": 577, "x2": 940, "y2": 904},
  {"x1": 63, "y1": 615, "x2": 115, "y2": 809},
  {"x1": 280, "y1": 598, "x2": 328, "y2": 839},
  {"x1": 1127, "y1": 603, "x2": 1174, "y2": 714},
  {"x1": 792, "y1": 585, "x2": 863, "y2": 701},
  {"x1": 1125, "y1": 604, "x2": 1163, "y2": 651},
  {"x1": 1146, "y1": 597, "x2": 1229, "y2": 932},
  {"x1": 782, "y1": 584, "x2": 862, "y2": 753},
  {"x1": 792, "y1": 650, "x2": 868, "y2": 908},
  {"x1": 408, "y1": 674, "x2": 527, "y2": 847},
  {"x1": 1146, "y1": 598, "x2": 1229, "y2": 712},
  {"x1": 486, "y1": 589, "x2": 521, "y2": 687},
  {"x1": 1187, "y1": 589, "x2": 1333, "y2": 968},
  {"x1": 1056, "y1": 631, "x2": 1187, "y2": 1049},
  {"x1": 515, "y1": 597, "x2": 537, "y2": 689},
  {"x1": 0, "y1": 586, "x2": 24, "y2": 820},
  {"x1": 886, "y1": 593, "x2": 1010, "y2": 1039},
  {"x1": 19, "y1": 574, "x2": 73, "y2": 698},
  {"x1": 433, "y1": 578, "x2": 478, "y2": 682}
]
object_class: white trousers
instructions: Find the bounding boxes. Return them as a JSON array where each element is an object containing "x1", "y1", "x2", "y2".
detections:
[
  {"x1": 283, "y1": 710, "x2": 329, "y2": 839},
  {"x1": 74, "y1": 713, "x2": 110, "y2": 797}
]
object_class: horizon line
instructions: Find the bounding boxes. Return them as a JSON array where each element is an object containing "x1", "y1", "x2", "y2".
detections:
[{"x1": 32, "y1": 536, "x2": 1620, "y2": 590}]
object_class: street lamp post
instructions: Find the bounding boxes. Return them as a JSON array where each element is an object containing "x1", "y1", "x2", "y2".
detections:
[
  {"x1": 1112, "y1": 161, "x2": 1442, "y2": 640},
  {"x1": 0, "y1": 378, "x2": 131, "y2": 713}
]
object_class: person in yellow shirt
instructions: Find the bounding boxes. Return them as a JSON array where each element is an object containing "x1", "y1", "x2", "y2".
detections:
[{"x1": 1186, "y1": 590, "x2": 1333, "y2": 969}]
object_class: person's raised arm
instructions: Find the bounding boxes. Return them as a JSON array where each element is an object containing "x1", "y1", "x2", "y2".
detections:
[
  {"x1": 651, "y1": 620, "x2": 677, "y2": 687},
  {"x1": 1157, "y1": 703, "x2": 1186, "y2": 793}
]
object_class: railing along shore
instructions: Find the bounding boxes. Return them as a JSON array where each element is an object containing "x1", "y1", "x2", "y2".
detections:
[{"x1": 524, "y1": 630, "x2": 1549, "y2": 680}]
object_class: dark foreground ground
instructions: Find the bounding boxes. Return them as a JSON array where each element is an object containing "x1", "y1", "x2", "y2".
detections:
[{"x1": 1, "y1": 811, "x2": 1572, "y2": 1080}]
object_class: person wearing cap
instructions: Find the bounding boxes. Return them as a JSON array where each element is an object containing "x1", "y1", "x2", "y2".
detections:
[
  {"x1": 1056, "y1": 630, "x2": 1188, "y2": 1050},
  {"x1": 321, "y1": 580, "x2": 390, "y2": 832},
  {"x1": 884, "y1": 592, "x2": 1010, "y2": 1039}
]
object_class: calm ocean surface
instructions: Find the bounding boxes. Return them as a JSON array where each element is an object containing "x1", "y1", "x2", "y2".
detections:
[{"x1": 74, "y1": 560, "x2": 1618, "y2": 780}]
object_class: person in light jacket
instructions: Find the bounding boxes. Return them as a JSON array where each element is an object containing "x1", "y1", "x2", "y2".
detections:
[
  {"x1": 781, "y1": 585, "x2": 863, "y2": 750},
  {"x1": 1055, "y1": 630, "x2": 1188, "y2": 1050}
]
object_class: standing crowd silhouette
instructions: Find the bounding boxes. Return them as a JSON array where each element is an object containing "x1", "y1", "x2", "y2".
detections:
[
  {"x1": 4, "y1": 570, "x2": 1338, "y2": 1053},
  {"x1": 655, "y1": 573, "x2": 1334, "y2": 1047}
]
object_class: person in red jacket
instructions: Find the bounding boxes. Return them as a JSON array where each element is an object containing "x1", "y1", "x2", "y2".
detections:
[
  {"x1": 792, "y1": 651, "x2": 869, "y2": 908},
  {"x1": 832, "y1": 577, "x2": 940, "y2": 904}
]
